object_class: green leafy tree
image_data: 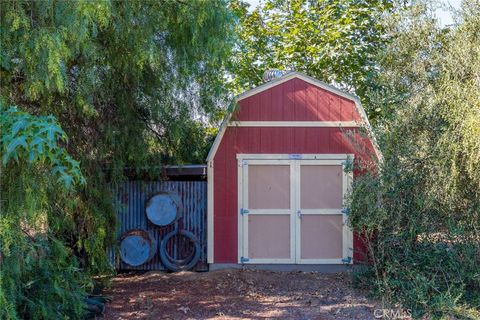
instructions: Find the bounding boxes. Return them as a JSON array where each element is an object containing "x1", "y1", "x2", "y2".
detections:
[
  {"x1": 1, "y1": 0, "x2": 234, "y2": 267},
  {"x1": 348, "y1": 1, "x2": 480, "y2": 318},
  {"x1": 1, "y1": 1, "x2": 235, "y2": 318},
  {"x1": 229, "y1": 0, "x2": 393, "y2": 116}
]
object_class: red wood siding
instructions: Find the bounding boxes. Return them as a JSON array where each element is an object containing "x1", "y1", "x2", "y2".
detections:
[{"x1": 234, "y1": 78, "x2": 361, "y2": 122}]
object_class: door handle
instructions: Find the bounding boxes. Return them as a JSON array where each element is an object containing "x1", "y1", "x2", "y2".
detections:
[{"x1": 297, "y1": 210, "x2": 302, "y2": 219}]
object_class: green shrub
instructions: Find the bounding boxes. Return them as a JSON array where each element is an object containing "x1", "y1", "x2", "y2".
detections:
[
  {"x1": 0, "y1": 106, "x2": 89, "y2": 319},
  {"x1": 348, "y1": 1, "x2": 480, "y2": 318}
]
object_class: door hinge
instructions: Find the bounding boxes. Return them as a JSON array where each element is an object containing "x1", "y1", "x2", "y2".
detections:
[
  {"x1": 240, "y1": 256, "x2": 249, "y2": 263},
  {"x1": 341, "y1": 257, "x2": 352, "y2": 264},
  {"x1": 240, "y1": 208, "x2": 249, "y2": 215}
]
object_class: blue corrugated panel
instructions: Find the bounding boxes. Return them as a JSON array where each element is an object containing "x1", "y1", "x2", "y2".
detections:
[{"x1": 109, "y1": 180, "x2": 208, "y2": 271}]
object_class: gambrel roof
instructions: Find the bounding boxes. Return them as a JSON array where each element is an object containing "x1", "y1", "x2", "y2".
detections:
[{"x1": 207, "y1": 72, "x2": 381, "y2": 161}]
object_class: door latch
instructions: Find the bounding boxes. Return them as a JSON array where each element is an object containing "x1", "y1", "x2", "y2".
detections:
[{"x1": 297, "y1": 210, "x2": 302, "y2": 219}]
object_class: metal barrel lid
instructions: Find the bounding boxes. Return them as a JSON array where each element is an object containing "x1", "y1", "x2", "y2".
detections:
[
  {"x1": 145, "y1": 192, "x2": 181, "y2": 226},
  {"x1": 119, "y1": 229, "x2": 156, "y2": 266}
]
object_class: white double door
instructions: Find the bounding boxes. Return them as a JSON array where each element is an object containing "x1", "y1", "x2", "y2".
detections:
[{"x1": 238, "y1": 155, "x2": 353, "y2": 264}]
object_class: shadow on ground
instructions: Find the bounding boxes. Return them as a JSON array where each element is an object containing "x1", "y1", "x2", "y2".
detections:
[{"x1": 103, "y1": 269, "x2": 380, "y2": 319}]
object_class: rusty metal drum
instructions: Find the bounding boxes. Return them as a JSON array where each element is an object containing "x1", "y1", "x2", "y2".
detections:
[
  {"x1": 145, "y1": 192, "x2": 181, "y2": 226},
  {"x1": 119, "y1": 229, "x2": 156, "y2": 266}
]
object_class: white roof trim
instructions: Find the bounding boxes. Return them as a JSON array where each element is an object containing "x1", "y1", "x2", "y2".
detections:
[
  {"x1": 206, "y1": 72, "x2": 382, "y2": 162},
  {"x1": 236, "y1": 72, "x2": 359, "y2": 102}
]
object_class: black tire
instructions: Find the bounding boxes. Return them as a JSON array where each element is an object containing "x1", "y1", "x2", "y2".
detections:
[{"x1": 160, "y1": 229, "x2": 201, "y2": 272}]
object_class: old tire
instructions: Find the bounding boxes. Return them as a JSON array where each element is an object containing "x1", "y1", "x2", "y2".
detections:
[{"x1": 160, "y1": 229, "x2": 201, "y2": 272}]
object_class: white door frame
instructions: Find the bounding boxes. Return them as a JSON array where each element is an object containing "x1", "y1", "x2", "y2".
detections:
[{"x1": 237, "y1": 154, "x2": 354, "y2": 265}]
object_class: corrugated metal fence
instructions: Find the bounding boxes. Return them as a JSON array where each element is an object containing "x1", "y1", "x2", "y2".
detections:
[{"x1": 110, "y1": 180, "x2": 208, "y2": 271}]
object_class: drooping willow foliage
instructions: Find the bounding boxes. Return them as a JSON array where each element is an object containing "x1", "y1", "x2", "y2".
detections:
[
  {"x1": 1, "y1": 1, "x2": 235, "y2": 318},
  {"x1": 348, "y1": 1, "x2": 480, "y2": 318}
]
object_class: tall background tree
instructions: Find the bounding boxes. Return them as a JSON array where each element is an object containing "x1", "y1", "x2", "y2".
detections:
[
  {"x1": 0, "y1": 1, "x2": 235, "y2": 318},
  {"x1": 229, "y1": 0, "x2": 394, "y2": 119}
]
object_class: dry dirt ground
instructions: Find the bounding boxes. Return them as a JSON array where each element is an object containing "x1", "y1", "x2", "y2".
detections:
[{"x1": 103, "y1": 269, "x2": 383, "y2": 320}]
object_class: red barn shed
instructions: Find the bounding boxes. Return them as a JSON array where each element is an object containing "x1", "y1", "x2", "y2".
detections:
[{"x1": 207, "y1": 72, "x2": 379, "y2": 270}]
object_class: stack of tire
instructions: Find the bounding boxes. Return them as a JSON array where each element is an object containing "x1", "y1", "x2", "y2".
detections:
[
  {"x1": 119, "y1": 192, "x2": 200, "y2": 271},
  {"x1": 159, "y1": 229, "x2": 200, "y2": 271}
]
